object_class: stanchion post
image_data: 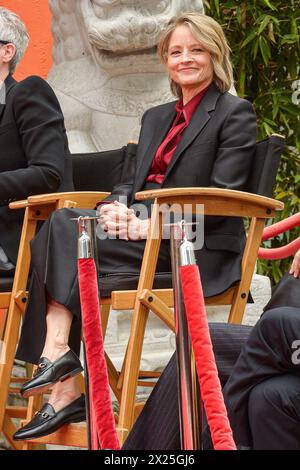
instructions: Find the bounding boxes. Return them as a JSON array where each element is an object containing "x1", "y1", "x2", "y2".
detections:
[
  {"x1": 170, "y1": 221, "x2": 202, "y2": 450},
  {"x1": 77, "y1": 216, "x2": 99, "y2": 450}
]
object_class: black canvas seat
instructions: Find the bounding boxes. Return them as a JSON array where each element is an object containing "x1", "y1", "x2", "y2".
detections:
[{"x1": 99, "y1": 271, "x2": 173, "y2": 298}]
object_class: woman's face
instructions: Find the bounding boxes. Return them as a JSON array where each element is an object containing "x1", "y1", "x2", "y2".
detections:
[{"x1": 167, "y1": 24, "x2": 214, "y2": 94}]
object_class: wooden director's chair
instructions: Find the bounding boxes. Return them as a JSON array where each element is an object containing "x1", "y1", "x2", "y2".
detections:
[
  {"x1": 0, "y1": 144, "x2": 136, "y2": 449},
  {"x1": 0, "y1": 135, "x2": 284, "y2": 449}
]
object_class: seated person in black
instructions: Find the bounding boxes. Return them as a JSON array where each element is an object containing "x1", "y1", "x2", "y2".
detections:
[
  {"x1": 123, "y1": 250, "x2": 300, "y2": 450},
  {"x1": 0, "y1": 7, "x2": 73, "y2": 273}
]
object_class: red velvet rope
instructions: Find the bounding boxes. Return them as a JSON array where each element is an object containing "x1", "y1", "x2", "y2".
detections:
[
  {"x1": 180, "y1": 264, "x2": 236, "y2": 450},
  {"x1": 78, "y1": 258, "x2": 120, "y2": 450},
  {"x1": 261, "y1": 212, "x2": 300, "y2": 241},
  {"x1": 258, "y1": 237, "x2": 300, "y2": 259},
  {"x1": 258, "y1": 212, "x2": 300, "y2": 260}
]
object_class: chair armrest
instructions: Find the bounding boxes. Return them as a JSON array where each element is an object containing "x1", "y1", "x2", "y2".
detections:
[
  {"x1": 135, "y1": 187, "x2": 284, "y2": 218},
  {"x1": 9, "y1": 191, "x2": 111, "y2": 212},
  {"x1": 9, "y1": 199, "x2": 29, "y2": 210},
  {"x1": 27, "y1": 191, "x2": 110, "y2": 205}
]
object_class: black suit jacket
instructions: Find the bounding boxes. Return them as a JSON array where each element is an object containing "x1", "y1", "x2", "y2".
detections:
[
  {"x1": 0, "y1": 74, "x2": 74, "y2": 264},
  {"x1": 107, "y1": 83, "x2": 257, "y2": 296}
]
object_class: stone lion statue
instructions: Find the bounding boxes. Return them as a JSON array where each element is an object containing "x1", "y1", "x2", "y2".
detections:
[{"x1": 48, "y1": 0, "x2": 204, "y2": 152}]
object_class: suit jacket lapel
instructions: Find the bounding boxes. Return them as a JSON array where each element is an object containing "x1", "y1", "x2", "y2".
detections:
[
  {"x1": 134, "y1": 102, "x2": 177, "y2": 193},
  {"x1": 0, "y1": 104, "x2": 4, "y2": 121},
  {"x1": 163, "y1": 82, "x2": 221, "y2": 182},
  {"x1": 0, "y1": 74, "x2": 17, "y2": 121},
  {"x1": 4, "y1": 74, "x2": 17, "y2": 93}
]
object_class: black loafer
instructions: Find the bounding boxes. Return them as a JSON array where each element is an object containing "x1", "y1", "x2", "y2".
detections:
[
  {"x1": 21, "y1": 349, "x2": 83, "y2": 398},
  {"x1": 13, "y1": 394, "x2": 86, "y2": 441}
]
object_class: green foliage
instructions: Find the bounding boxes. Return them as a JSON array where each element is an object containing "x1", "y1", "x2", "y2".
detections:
[{"x1": 204, "y1": 0, "x2": 300, "y2": 283}]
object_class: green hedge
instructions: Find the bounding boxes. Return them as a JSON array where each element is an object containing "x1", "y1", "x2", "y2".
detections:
[{"x1": 204, "y1": 0, "x2": 300, "y2": 283}]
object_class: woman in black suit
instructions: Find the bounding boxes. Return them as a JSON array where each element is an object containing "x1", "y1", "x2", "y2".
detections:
[
  {"x1": 14, "y1": 12, "x2": 257, "y2": 440},
  {"x1": 0, "y1": 7, "x2": 73, "y2": 271}
]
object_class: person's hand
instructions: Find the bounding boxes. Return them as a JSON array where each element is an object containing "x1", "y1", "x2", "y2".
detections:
[
  {"x1": 98, "y1": 201, "x2": 149, "y2": 240},
  {"x1": 289, "y1": 249, "x2": 300, "y2": 278},
  {"x1": 98, "y1": 201, "x2": 132, "y2": 239},
  {"x1": 126, "y1": 213, "x2": 150, "y2": 241}
]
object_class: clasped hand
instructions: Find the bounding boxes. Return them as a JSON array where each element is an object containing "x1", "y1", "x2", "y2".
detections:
[{"x1": 98, "y1": 201, "x2": 149, "y2": 241}]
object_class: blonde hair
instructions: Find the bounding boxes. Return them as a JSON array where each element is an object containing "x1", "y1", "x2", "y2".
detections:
[
  {"x1": 0, "y1": 7, "x2": 29, "y2": 73},
  {"x1": 158, "y1": 12, "x2": 233, "y2": 97}
]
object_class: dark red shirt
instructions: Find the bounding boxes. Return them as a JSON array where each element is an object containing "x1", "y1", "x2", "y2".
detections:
[{"x1": 146, "y1": 87, "x2": 209, "y2": 184}]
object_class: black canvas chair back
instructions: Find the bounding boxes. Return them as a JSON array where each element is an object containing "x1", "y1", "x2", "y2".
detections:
[
  {"x1": 246, "y1": 134, "x2": 285, "y2": 197},
  {"x1": 72, "y1": 142, "x2": 137, "y2": 192},
  {"x1": 72, "y1": 134, "x2": 285, "y2": 197}
]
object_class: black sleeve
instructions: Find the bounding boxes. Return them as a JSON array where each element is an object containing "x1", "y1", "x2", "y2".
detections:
[
  {"x1": 0, "y1": 76, "x2": 66, "y2": 202},
  {"x1": 209, "y1": 99, "x2": 257, "y2": 190}
]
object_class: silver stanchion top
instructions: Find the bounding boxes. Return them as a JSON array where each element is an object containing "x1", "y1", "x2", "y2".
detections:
[
  {"x1": 72, "y1": 216, "x2": 98, "y2": 259},
  {"x1": 178, "y1": 220, "x2": 196, "y2": 267}
]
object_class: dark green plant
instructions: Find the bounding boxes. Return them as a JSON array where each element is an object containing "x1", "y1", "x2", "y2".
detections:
[{"x1": 204, "y1": 0, "x2": 300, "y2": 283}]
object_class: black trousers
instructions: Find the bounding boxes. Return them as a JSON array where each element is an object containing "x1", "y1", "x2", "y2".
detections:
[
  {"x1": 15, "y1": 207, "x2": 171, "y2": 364},
  {"x1": 123, "y1": 307, "x2": 300, "y2": 450},
  {"x1": 223, "y1": 306, "x2": 300, "y2": 450}
]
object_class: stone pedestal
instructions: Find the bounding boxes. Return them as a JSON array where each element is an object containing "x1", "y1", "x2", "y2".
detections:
[{"x1": 48, "y1": 0, "x2": 204, "y2": 152}]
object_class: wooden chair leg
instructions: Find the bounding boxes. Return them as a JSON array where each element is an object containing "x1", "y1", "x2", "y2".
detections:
[
  {"x1": 105, "y1": 352, "x2": 122, "y2": 403},
  {"x1": 117, "y1": 301, "x2": 151, "y2": 444},
  {"x1": 0, "y1": 302, "x2": 23, "y2": 432},
  {"x1": 100, "y1": 303, "x2": 111, "y2": 338},
  {"x1": 25, "y1": 363, "x2": 34, "y2": 380},
  {"x1": 76, "y1": 373, "x2": 85, "y2": 394},
  {"x1": 0, "y1": 209, "x2": 37, "y2": 433},
  {"x1": 0, "y1": 308, "x2": 7, "y2": 340},
  {"x1": 116, "y1": 345, "x2": 128, "y2": 391},
  {"x1": 2, "y1": 411, "x2": 24, "y2": 450},
  {"x1": 228, "y1": 218, "x2": 266, "y2": 323},
  {"x1": 116, "y1": 205, "x2": 162, "y2": 444}
]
